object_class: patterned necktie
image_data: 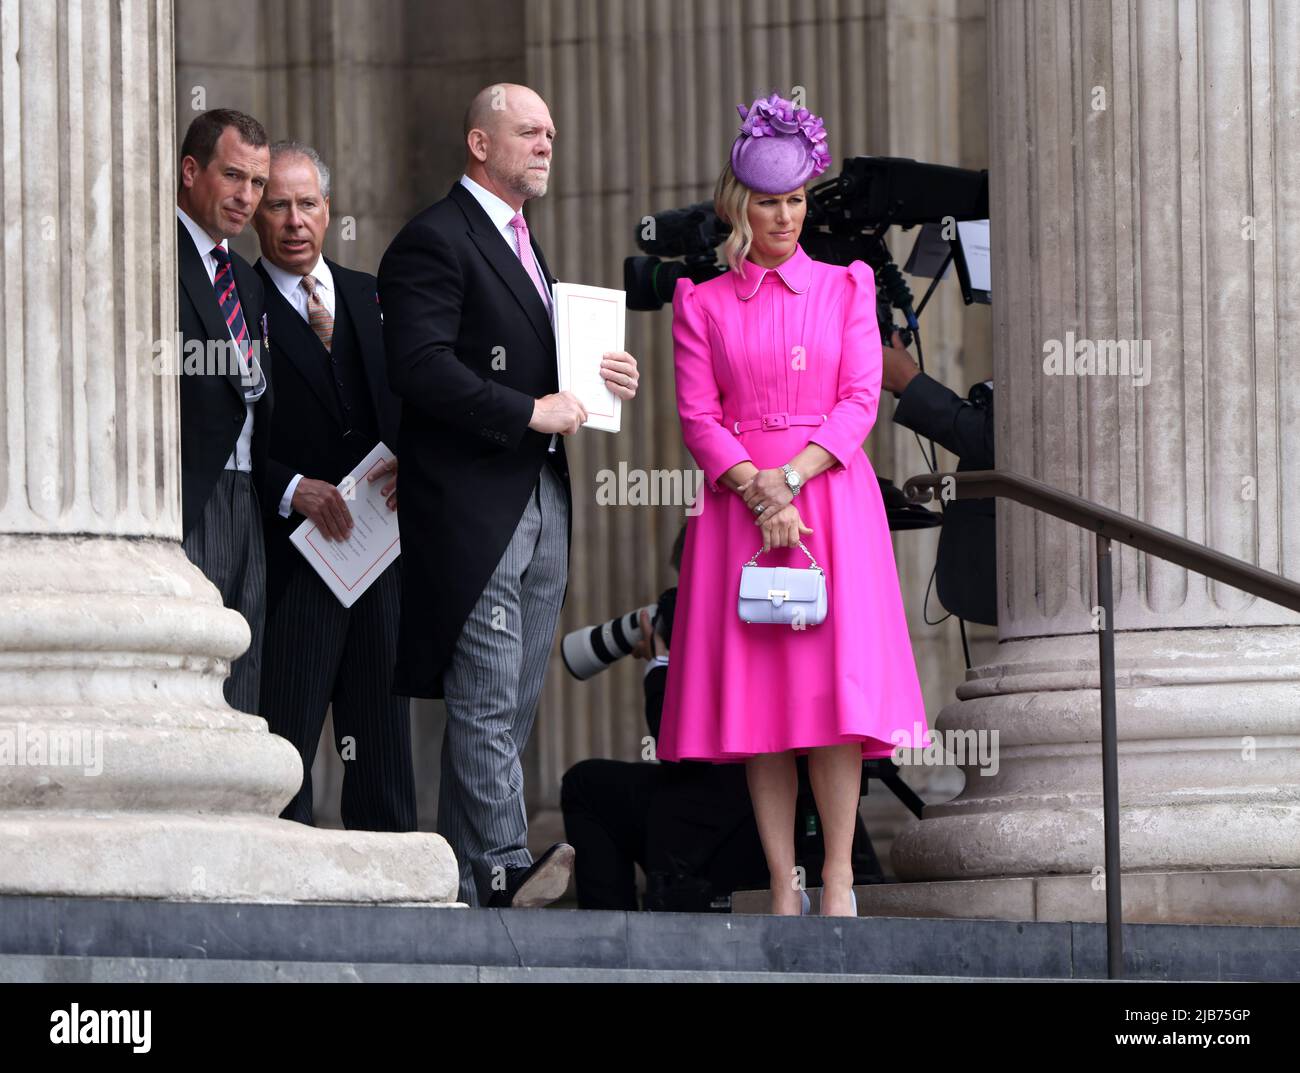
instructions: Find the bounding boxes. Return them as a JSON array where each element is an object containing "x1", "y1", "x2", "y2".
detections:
[
  {"x1": 210, "y1": 244, "x2": 264, "y2": 399},
  {"x1": 301, "y1": 273, "x2": 334, "y2": 351},
  {"x1": 508, "y1": 212, "x2": 552, "y2": 315}
]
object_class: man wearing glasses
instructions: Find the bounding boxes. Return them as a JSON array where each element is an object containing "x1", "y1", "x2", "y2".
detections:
[{"x1": 176, "y1": 109, "x2": 276, "y2": 714}]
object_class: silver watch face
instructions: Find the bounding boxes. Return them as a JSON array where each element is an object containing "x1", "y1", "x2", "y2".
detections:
[{"x1": 786, "y1": 470, "x2": 800, "y2": 490}]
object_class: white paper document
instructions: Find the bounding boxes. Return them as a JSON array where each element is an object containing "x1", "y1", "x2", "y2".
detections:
[
  {"x1": 553, "y1": 282, "x2": 625, "y2": 433},
  {"x1": 289, "y1": 441, "x2": 400, "y2": 608}
]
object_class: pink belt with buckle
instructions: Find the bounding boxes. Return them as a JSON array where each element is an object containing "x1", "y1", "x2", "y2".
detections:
[{"x1": 731, "y1": 411, "x2": 827, "y2": 434}]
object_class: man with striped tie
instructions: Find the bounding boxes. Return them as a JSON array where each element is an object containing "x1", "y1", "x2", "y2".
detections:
[
  {"x1": 250, "y1": 142, "x2": 416, "y2": 831},
  {"x1": 176, "y1": 109, "x2": 276, "y2": 715}
]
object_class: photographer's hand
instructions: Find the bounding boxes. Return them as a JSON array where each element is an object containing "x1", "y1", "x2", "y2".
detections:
[
  {"x1": 882, "y1": 330, "x2": 921, "y2": 395},
  {"x1": 632, "y1": 608, "x2": 668, "y2": 660}
]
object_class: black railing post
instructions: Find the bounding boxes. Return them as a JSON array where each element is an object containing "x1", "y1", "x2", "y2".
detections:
[{"x1": 1095, "y1": 533, "x2": 1123, "y2": 979}]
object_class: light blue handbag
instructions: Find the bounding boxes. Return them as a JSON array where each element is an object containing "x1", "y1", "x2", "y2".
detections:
[{"x1": 737, "y1": 540, "x2": 828, "y2": 626}]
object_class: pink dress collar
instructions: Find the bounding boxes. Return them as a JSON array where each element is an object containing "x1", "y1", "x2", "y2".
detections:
[{"x1": 732, "y1": 243, "x2": 813, "y2": 300}]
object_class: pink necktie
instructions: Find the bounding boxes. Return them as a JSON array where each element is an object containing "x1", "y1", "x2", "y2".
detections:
[{"x1": 508, "y1": 212, "x2": 552, "y2": 314}]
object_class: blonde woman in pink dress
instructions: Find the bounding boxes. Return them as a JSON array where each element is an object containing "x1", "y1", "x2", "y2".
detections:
[{"x1": 657, "y1": 94, "x2": 930, "y2": 917}]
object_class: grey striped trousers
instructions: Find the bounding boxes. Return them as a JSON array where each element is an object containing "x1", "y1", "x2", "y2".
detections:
[
  {"x1": 181, "y1": 469, "x2": 265, "y2": 716},
  {"x1": 439, "y1": 462, "x2": 569, "y2": 906}
]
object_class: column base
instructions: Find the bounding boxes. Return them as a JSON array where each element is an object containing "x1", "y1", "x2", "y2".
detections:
[
  {"x1": 889, "y1": 626, "x2": 1300, "y2": 880},
  {"x1": 0, "y1": 810, "x2": 461, "y2": 904},
  {"x1": 0, "y1": 534, "x2": 462, "y2": 905}
]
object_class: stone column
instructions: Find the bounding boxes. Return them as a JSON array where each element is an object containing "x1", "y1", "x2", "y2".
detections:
[
  {"x1": 0, "y1": 0, "x2": 457, "y2": 903},
  {"x1": 892, "y1": 0, "x2": 1300, "y2": 881}
]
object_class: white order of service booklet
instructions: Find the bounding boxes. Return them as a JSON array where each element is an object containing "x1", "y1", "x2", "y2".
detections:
[
  {"x1": 289, "y1": 441, "x2": 400, "y2": 608},
  {"x1": 553, "y1": 282, "x2": 625, "y2": 433}
]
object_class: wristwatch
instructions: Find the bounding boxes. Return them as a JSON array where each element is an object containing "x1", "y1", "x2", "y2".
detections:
[{"x1": 781, "y1": 463, "x2": 803, "y2": 497}]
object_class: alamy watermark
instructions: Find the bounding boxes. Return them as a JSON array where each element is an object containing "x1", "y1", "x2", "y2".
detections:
[
  {"x1": 142, "y1": 331, "x2": 262, "y2": 384},
  {"x1": 1042, "y1": 331, "x2": 1151, "y2": 387},
  {"x1": 891, "y1": 723, "x2": 999, "y2": 776},
  {"x1": 0, "y1": 724, "x2": 103, "y2": 776},
  {"x1": 50, "y1": 1003, "x2": 150, "y2": 1053},
  {"x1": 595, "y1": 462, "x2": 704, "y2": 515}
]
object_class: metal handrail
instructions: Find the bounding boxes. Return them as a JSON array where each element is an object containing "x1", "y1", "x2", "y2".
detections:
[{"x1": 903, "y1": 468, "x2": 1300, "y2": 980}]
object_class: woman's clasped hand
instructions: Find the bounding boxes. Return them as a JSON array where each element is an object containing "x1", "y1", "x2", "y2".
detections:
[{"x1": 738, "y1": 468, "x2": 812, "y2": 552}]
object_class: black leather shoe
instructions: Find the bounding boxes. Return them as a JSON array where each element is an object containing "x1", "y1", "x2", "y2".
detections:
[{"x1": 487, "y1": 842, "x2": 575, "y2": 908}]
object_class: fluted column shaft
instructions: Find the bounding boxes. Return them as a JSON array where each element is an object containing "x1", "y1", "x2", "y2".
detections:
[{"x1": 1, "y1": 0, "x2": 178, "y2": 536}]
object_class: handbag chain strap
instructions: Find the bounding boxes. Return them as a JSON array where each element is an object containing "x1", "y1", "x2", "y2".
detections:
[{"x1": 743, "y1": 540, "x2": 822, "y2": 572}]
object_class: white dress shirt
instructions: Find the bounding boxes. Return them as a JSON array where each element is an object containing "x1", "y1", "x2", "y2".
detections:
[
  {"x1": 262, "y1": 253, "x2": 337, "y2": 321},
  {"x1": 260, "y1": 255, "x2": 340, "y2": 517},
  {"x1": 458, "y1": 173, "x2": 551, "y2": 318},
  {"x1": 458, "y1": 174, "x2": 557, "y2": 451},
  {"x1": 177, "y1": 206, "x2": 255, "y2": 473}
]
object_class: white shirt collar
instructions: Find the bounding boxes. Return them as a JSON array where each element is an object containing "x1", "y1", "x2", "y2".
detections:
[
  {"x1": 176, "y1": 205, "x2": 226, "y2": 260},
  {"x1": 459, "y1": 173, "x2": 521, "y2": 233},
  {"x1": 261, "y1": 253, "x2": 333, "y2": 305}
]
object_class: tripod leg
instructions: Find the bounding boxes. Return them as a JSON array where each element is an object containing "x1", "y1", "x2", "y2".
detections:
[{"x1": 879, "y1": 773, "x2": 927, "y2": 819}]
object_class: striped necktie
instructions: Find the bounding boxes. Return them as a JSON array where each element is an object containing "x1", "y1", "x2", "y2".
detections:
[
  {"x1": 210, "y1": 244, "x2": 264, "y2": 399},
  {"x1": 301, "y1": 273, "x2": 335, "y2": 351}
]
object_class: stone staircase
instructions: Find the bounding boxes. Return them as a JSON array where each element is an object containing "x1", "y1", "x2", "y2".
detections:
[{"x1": 1, "y1": 894, "x2": 1296, "y2": 983}]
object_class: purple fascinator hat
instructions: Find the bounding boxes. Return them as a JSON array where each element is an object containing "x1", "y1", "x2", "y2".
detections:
[{"x1": 729, "y1": 92, "x2": 831, "y2": 194}]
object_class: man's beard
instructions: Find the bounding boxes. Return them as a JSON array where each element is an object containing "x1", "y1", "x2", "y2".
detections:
[
  {"x1": 495, "y1": 161, "x2": 550, "y2": 200},
  {"x1": 519, "y1": 172, "x2": 549, "y2": 198}
]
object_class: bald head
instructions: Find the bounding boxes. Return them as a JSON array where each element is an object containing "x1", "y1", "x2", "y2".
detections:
[
  {"x1": 463, "y1": 82, "x2": 547, "y2": 139},
  {"x1": 463, "y1": 83, "x2": 555, "y2": 209}
]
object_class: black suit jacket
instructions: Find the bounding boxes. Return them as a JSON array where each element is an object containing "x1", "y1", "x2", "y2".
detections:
[
  {"x1": 377, "y1": 182, "x2": 572, "y2": 698},
  {"x1": 893, "y1": 372, "x2": 997, "y2": 626},
  {"x1": 253, "y1": 256, "x2": 402, "y2": 612},
  {"x1": 177, "y1": 218, "x2": 277, "y2": 537}
]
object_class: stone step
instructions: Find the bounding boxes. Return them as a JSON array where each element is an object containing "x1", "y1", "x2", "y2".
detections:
[
  {"x1": 730, "y1": 870, "x2": 1300, "y2": 926},
  {"x1": 0, "y1": 954, "x2": 1066, "y2": 984},
  {"x1": 1, "y1": 895, "x2": 1295, "y2": 982}
]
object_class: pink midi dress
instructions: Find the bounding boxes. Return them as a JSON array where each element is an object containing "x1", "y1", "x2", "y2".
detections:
[{"x1": 656, "y1": 244, "x2": 930, "y2": 762}]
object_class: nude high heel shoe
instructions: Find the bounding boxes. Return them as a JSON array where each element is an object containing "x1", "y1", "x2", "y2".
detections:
[{"x1": 818, "y1": 885, "x2": 858, "y2": 917}]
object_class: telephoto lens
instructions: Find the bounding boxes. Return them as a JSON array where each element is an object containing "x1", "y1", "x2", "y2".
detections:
[{"x1": 560, "y1": 604, "x2": 659, "y2": 680}]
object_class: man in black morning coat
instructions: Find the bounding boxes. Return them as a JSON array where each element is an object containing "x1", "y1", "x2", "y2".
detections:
[
  {"x1": 252, "y1": 141, "x2": 417, "y2": 832},
  {"x1": 378, "y1": 83, "x2": 640, "y2": 907},
  {"x1": 176, "y1": 109, "x2": 277, "y2": 714}
]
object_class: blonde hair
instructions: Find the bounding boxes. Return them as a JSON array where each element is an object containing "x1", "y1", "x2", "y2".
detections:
[{"x1": 713, "y1": 162, "x2": 753, "y2": 274}]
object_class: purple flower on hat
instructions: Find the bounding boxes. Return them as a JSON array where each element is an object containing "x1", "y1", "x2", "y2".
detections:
[{"x1": 730, "y1": 92, "x2": 831, "y2": 193}]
